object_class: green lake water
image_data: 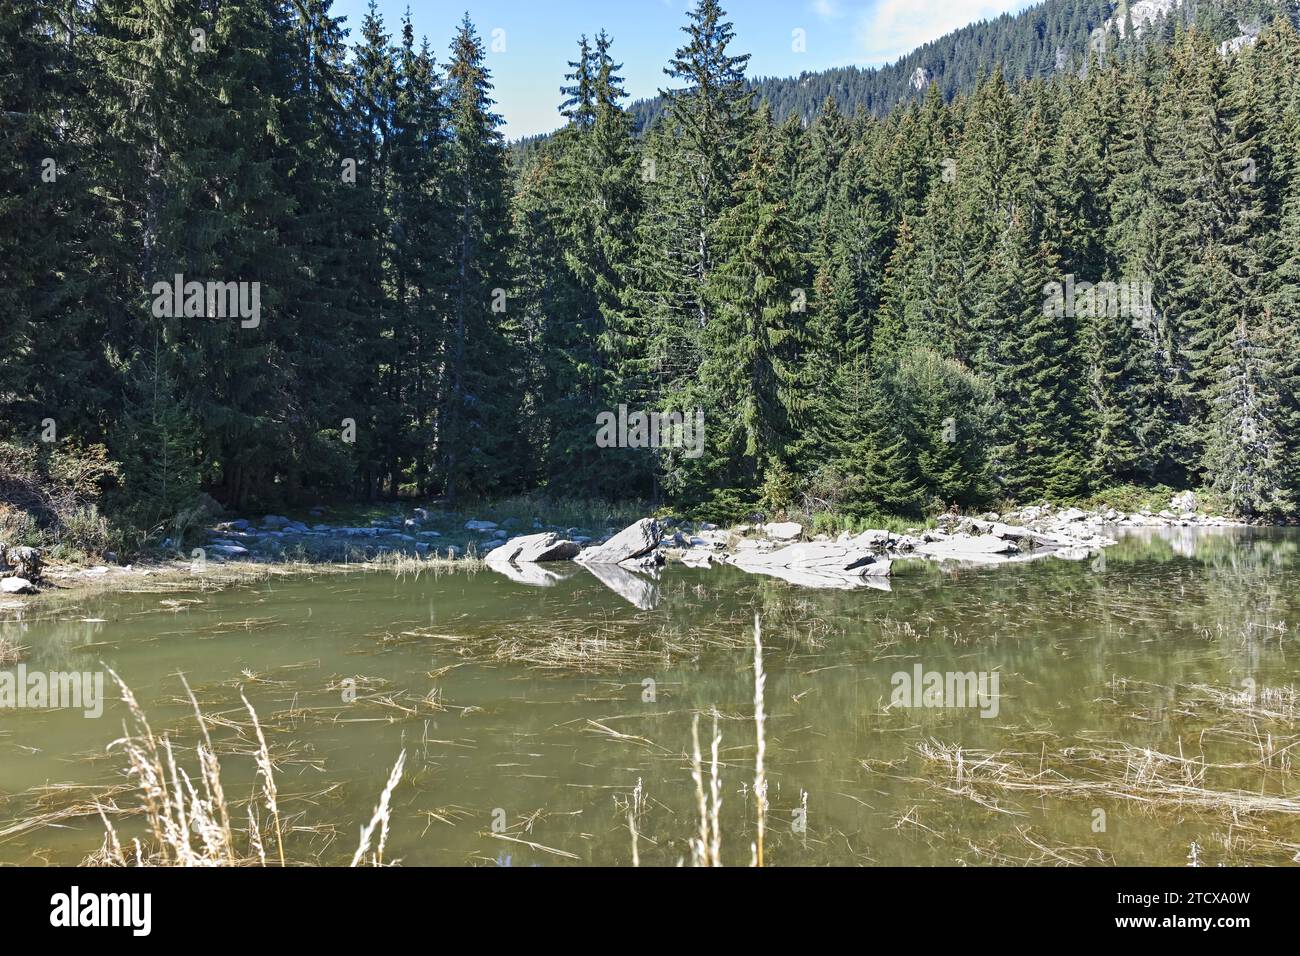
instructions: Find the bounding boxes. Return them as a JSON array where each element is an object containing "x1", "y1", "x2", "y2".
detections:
[{"x1": 2, "y1": 526, "x2": 1298, "y2": 866}]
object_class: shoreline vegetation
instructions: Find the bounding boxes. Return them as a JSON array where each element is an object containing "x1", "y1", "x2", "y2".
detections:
[{"x1": 2, "y1": 484, "x2": 1261, "y2": 606}]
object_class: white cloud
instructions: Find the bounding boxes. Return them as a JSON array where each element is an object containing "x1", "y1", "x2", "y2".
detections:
[
  {"x1": 855, "y1": 0, "x2": 1033, "y2": 63},
  {"x1": 812, "y1": 0, "x2": 843, "y2": 20}
]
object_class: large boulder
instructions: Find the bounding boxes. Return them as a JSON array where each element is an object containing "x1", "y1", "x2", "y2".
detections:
[
  {"x1": 915, "y1": 535, "x2": 1019, "y2": 558},
  {"x1": 576, "y1": 518, "x2": 661, "y2": 565},
  {"x1": 2, "y1": 546, "x2": 42, "y2": 582},
  {"x1": 194, "y1": 492, "x2": 225, "y2": 519},
  {"x1": 1, "y1": 577, "x2": 35, "y2": 594},
  {"x1": 486, "y1": 532, "x2": 582, "y2": 564},
  {"x1": 762, "y1": 521, "x2": 803, "y2": 541},
  {"x1": 729, "y1": 541, "x2": 888, "y2": 576},
  {"x1": 1170, "y1": 491, "x2": 1198, "y2": 514}
]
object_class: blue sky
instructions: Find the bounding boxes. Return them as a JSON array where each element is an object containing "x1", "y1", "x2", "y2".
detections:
[{"x1": 330, "y1": 0, "x2": 1035, "y2": 138}]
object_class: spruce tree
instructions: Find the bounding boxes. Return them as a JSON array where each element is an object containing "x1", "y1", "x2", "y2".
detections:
[
  {"x1": 441, "y1": 15, "x2": 518, "y2": 502},
  {"x1": 683, "y1": 105, "x2": 801, "y2": 503}
]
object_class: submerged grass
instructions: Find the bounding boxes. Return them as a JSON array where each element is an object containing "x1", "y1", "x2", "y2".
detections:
[
  {"x1": 893, "y1": 677, "x2": 1300, "y2": 863},
  {"x1": 398, "y1": 616, "x2": 751, "y2": 673}
]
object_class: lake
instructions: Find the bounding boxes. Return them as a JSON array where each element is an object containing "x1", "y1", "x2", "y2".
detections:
[{"x1": 2, "y1": 525, "x2": 1298, "y2": 866}]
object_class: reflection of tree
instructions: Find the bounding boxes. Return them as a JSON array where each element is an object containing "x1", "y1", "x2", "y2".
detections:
[{"x1": 1, "y1": 611, "x2": 110, "y2": 672}]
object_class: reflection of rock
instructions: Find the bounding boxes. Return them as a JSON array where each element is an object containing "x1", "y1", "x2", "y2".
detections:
[
  {"x1": 1050, "y1": 548, "x2": 1094, "y2": 562},
  {"x1": 576, "y1": 518, "x2": 661, "y2": 565},
  {"x1": 485, "y1": 560, "x2": 576, "y2": 587},
  {"x1": 1169, "y1": 527, "x2": 1198, "y2": 559},
  {"x1": 584, "y1": 563, "x2": 661, "y2": 609},
  {"x1": 737, "y1": 564, "x2": 892, "y2": 591},
  {"x1": 728, "y1": 542, "x2": 891, "y2": 587}
]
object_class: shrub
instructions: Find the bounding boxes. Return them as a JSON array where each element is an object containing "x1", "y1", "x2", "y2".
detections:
[{"x1": 0, "y1": 440, "x2": 121, "y2": 555}]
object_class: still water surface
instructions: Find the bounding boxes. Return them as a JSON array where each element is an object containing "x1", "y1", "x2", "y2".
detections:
[{"x1": 2, "y1": 526, "x2": 1298, "y2": 866}]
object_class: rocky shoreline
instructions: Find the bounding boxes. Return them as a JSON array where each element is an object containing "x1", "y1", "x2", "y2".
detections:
[
  {"x1": 481, "y1": 492, "x2": 1249, "y2": 593},
  {"x1": 0, "y1": 492, "x2": 1253, "y2": 604}
]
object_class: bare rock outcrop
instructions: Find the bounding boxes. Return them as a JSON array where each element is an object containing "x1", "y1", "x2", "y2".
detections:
[
  {"x1": 576, "y1": 518, "x2": 661, "y2": 565},
  {"x1": 487, "y1": 532, "x2": 582, "y2": 565}
]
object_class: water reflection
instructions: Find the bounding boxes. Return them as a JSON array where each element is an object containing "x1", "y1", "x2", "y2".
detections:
[
  {"x1": 581, "y1": 563, "x2": 661, "y2": 609},
  {"x1": 1, "y1": 525, "x2": 1298, "y2": 866}
]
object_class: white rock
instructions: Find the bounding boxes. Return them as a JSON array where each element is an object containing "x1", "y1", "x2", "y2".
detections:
[
  {"x1": 486, "y1": 532, "x2": 582, "y2": 564},
  {"x1": 1, "y1": 577, "x2": 34, "y2": 594},
  {"x1": 920, "y1": 534, "x2": 1018, "y2": 554},
  {"x1": 762, "y1": 521, "x2": 803, "y2": 541},
  {"x1": 729, "y1": 542, "x2": 888, "y2": 576},
  {"x1": 208, "y1": 544, "x2": 251, "y2": 558},
  {"x1": 576, "y1": 518, "x2": 662, "y2": 565},
  {"x1": 678, "y1": 551, "x2": 715, "y2": 568}
]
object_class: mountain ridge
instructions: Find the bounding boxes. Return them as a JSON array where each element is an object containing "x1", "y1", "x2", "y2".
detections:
[{"x1": 613, "y1": 0, "x2": 1291, "y2": 130}]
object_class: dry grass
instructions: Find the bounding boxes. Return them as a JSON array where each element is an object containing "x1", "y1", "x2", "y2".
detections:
[
  {"x1": 913, "y1": 736, "x2": 1300, "y2": 817},
  {"x1": 688, "y1": 712, "x2": 723, "y2": 867},
  {"x1": 651, "y1": 614, "x2": 769, "y2": 867},
  {"x1": 363, "y1": 550, "x2": 485, "y2": 576},
  {"x1": 0, "y1": 634, "x2": 26, "y2": 665},
  {"x1": 350, "y1": 750, "x2": 406, "y2": 867},
  {"x1": 88, "y1": 669, "x2": 407, "y2": 866},
  {"x1": 399, "y1": 618, "x2": 751, "y2": 674},
  {"x1": 752, "y1": 612, "x2": 768, "y2": 867}
]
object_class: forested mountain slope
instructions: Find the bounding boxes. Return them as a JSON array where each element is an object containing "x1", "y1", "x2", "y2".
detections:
[{"x1": 624, "y1": 0, "x2": 1294, "y2": 129}]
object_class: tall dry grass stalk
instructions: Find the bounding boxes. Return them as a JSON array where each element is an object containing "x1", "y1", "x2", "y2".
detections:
[
  {"x1": 690, "y1": 714, "x2": 708, "y2": 859},
  {"x1": 183, "y1": 675, "x2": 235, "y2": 863},
  {"x1": 350, "y1": 749, "x2": 407, "y2": 867},
  {"x1": 627, "y1": 810, "x2": 640, "y2": 867},
  {"x1": 96, "y1": 669, "x2": 407, "y2": 866},
  {"x1": 752, "y1": 612, "x2": 767, "y2": 868},
  {"x1": 102, "y1": 666, "x2": 239, "y2": 866},
  {"x1": 688, "y1": 712, "x2": 723, "y2": 866},
  {"x1": 241, "y1": 690, "x2": 284, "y2": 866}
]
